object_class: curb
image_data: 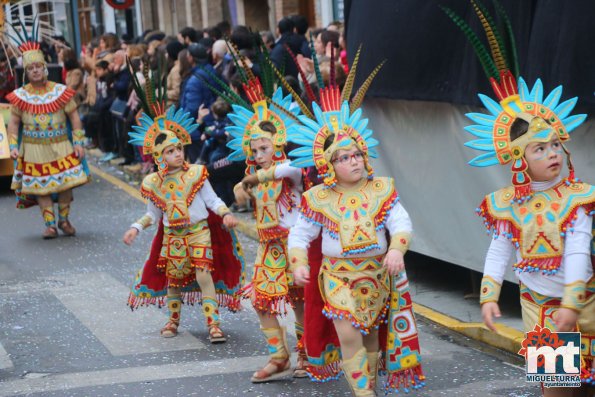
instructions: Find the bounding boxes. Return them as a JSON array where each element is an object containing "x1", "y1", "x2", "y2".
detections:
[{"x1": 89, "y1": 161, "x2": 524, "y2": 356}]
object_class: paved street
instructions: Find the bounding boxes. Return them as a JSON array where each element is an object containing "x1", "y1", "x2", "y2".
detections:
[{"x1": 0, "y1": 172, "x2": 541, "y2": 397}]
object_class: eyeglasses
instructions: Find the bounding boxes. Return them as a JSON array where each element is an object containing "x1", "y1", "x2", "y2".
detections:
[{"x1": 332, "y1": 151, "x2": 365, "y2": 165}]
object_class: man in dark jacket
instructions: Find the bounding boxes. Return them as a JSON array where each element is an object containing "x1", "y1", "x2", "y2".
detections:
[
  {"x1": 269, "y1": 17, "x2": 301, "y2": 79},
  {"x1": 179, "y1": 43, "x2": 217, "y2": 163}
]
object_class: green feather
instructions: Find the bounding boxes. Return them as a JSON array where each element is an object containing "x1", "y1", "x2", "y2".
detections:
[
  {"x1": 196, "y1": 65, "x2": 251, "y2": 109},
  {"x1": 491, "y1": 0, "x2": 520, "y2": 78},
  {"x1": 441, "y1": 6, "x2": 499, "y2": 80},
  {"x1": 127, "y1": 58, "x2": 152, "y2": 116},
  {"x1": 309, "y1": 32, "x2": 324, "y2": 89}
]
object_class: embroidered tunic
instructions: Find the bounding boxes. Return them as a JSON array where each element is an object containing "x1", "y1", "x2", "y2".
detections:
[{"x1": 7, "y1": 82, "x2": 89, "y2": 199}]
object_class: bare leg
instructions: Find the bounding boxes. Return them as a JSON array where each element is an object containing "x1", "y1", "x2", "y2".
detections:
[{"x1": 333, "y1": 318, "x2": 364, "y2": 360}]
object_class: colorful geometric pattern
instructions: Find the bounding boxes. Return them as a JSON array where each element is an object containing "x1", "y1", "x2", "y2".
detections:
[
  {"x1": 12, "y1": 154, "x2": 87, "y2": 195},
  {"x1": 129, "y1": 105, "x2": 197, "y2": 156},
  {"x1": 478, "y1": 180, "x2": 595, "y2": 275},
  {"x1": 288, "y1": 100, "x2": 379, "y2": 188},
  {"x1": 7, "y1": 82, "x2": 76, "y2": 115},
  {"x1": 226, "y1": 87, "x2": 299, "y2": 175},
  {"x1": 464, "y1": 78, "x2": 586, "y2": 168},
  {"x1": 201, "y1": 296, "x2": 220, "y2": 327},
  {"x1": 300, "y1": 177, "x2": 398, "y2": 255},
  {"x1": 384, "y1": 272, "x2": 425, "y2": 393},
  {"x1": 262, "y1": 326, "x2": 289, "y2": 360},
  {"x1": 140, "y1": 164, "x2": 209, "y2": 228},
  {"x1": 320, "y1": 255, "x2": 390, "y2": 334},
  {"x1": 479, "y1": 275, "x2": 502, "y2": 304}
]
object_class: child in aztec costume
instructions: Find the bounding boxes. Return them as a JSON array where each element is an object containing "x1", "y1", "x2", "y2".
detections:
[
  {"x1": 284, "y1": 44, "x2": 425, "y2": 396},
  {"x1": 444, "y1": 2, "x2": 595, "y2": 390},
  {"x1": 202, "y1": 42, "x2": 311, "y2": 382},
  {"x1": 6, "y1": 18, "x2": 89, "y2": 239},
  {"x1": 123, "y1": 64, "x2": 245, "y2": 343}
]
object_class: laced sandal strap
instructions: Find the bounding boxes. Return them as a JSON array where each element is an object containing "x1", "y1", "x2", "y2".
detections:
[
  {"x1": 252, "y1": 358, "x2": 290, "y2": 379},
  {"x1": 160, "y1": 321, "x2": 179, "y2": 337}
]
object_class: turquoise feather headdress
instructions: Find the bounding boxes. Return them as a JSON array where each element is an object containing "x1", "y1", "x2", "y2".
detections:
[
  {"x1": 285, "y1": 43, "x2": 384, "y2": 188},
  {"x1": 443, "y1": 0, "x2": 587, "y2": 202}
]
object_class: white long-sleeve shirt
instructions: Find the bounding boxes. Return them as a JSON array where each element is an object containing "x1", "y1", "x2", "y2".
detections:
[
  {"x1": 132, "y1": 178, "x2": 227, "y2": 230},
  {"x1": 288, "y1": 199, "x2": 413, "y2": 258},
  {"x1": 482, "y1": 178, "x2": 593, "y2": 297}
]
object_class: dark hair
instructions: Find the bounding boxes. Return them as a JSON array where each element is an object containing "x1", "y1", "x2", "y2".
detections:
[
  {"x1": 95, "y1": 60, "x2": 109, "y2": 69},
  {"x1": 166, "y1": 41, "x2": 184, "y2": 60},
  {"x1": 282, "y1": 75, "x2": 301, "y2": 98},
  {"x1": 211, "y1": 99, "x2": 231, "y2": 118},
  {"x1": 230, "y1": 26, "x2": 255, "y2": 50},
  {"x1": 155, "y1": 133, "x2": 168, "y2": 146},
  {"x1": 216, "y1": 21, "x2": 231, "y2": 36},
  {"x1": 205, "y1": 26, "x2": 223, "y2": 40},
  {"x1": 259, "y1": 121, "x2": 276, "y2": 134},
  {"x1": 290, "y1": 15, "x2": 309, "y2": 35},
  {"x1": 320, "y1": 30, "x2": 340, "y2": 49},
  {"x1": 278, "y1": 17, "x2": 295, "y2": 35},
  {"x1": 178, "y1": 49, "x2": 193, "y2": 81},
  {"x1": 179, "y1": 27, "x2": 198, "y2": 43},
  {"x1": 61, "y1": 48, "x2": 80, "y2": 71},
  {"x1": 510, "y1": 118, "x2": 529, "y2": 141},
  {"x1": 323, "y1": 134, "x2": 336, "y2": 151}
]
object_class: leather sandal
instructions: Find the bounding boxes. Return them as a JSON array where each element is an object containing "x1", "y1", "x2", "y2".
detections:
[
  {"x1": 251, "y1": 358, "x2": 291, "y2": 383},
  {"x1": 58, "y1": 220, "x2": 76, "y2": 236},
  {"x1": 208, "y1": 325, "x2": 227, "y2": 344},
  {"x1": 42, "y1": 226, "x2": 58, "y2": 239},
  {"x1": 293, "y1": 351, "x2": 309, "y2": 378},
  {"x1": 160, "y1": 321, "x2": 178, "y2": 338}
]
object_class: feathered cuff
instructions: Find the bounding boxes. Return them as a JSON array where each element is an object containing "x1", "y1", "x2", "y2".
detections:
[
  {"x1": 216, "y1": 205, "x2": 231, "y2": 218},
  {"x1": 288, "y1": 247, "x2": 309, "y2": 273},
  {"x1": 388, "y1": 232, "x2": 411, "y2": 254},
  {"x1": 256, "y1": 165, "x2": 276, "y2": 183},
  {"x1": 479, "y1": 275, "x2": 502, "y2": 305},
  {"x1": 9, "y1": 136, "x2": 17, "y2": 151},
  {"x1": 72, "y1": 128, "x2": 86, "y2": 146},
  {"x1": 561, "y1": 280, "x2": 587, "y2": 312},
  {"x1": 131, "y1": 214, "x2": 153, "y2": 231}
]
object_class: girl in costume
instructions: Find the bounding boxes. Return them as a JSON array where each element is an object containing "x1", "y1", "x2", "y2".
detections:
[
  {"x1": 444, "y1": 2, "x2": 595, "y2": 391},
  {"x1": 6, "y1": 18, "x2": 90, "y2": 238},
  {"x1": 285, "y1": 46, "x2": 426, "y2": 396},
  {"x1": 227, "y1": 78, "x2": 308, "y2": 382},
  {"x1": 122, "y1": 64, "x2": 245, "y2": 343},
  {"x1": 201, "y1": 40, "x2": 312, "y2": 381}
]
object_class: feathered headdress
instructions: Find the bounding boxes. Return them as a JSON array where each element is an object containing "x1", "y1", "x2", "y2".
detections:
[
  {"x1": 443, "y1": 0, "x2": 587, "y2": 202},
  {"x1": 127, "y1": 57, "x2": 198, "y2": 173},
  {"x1": 198, "y1": 38, "x2": 300, "y2": 175},
  {"x1": 285, "y1": 40, "x2": 384, "y2": 188}
]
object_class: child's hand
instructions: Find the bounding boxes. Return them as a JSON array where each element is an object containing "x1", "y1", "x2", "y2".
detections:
[
  {"x1": 242, "y1": 174, "x2": 258, "y2": 191},
  {"x1": 554, "y1": 308, "x2": 578, "y2": 332},
  {"x1": 123, "y1": 228, "x2": 139, "y2": 245},
  {"x1": 293, "y1": 265, "x2": 310, "y2": 286},
  {"x1": 382, "y1": 249, "x2": 404, "y2": 276},
  {"x1": 197, "y1": 104, "x2": 210, "y2": 123},
  {"x1": 481, "y1": 301, "x2": 501, "y2": 332},
  {"x1": 200, "y1": 133, "x2": 207, "y2": 141},
  {"x1": 223, "y1": 214, "x2": 238, "y2": 228}
]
